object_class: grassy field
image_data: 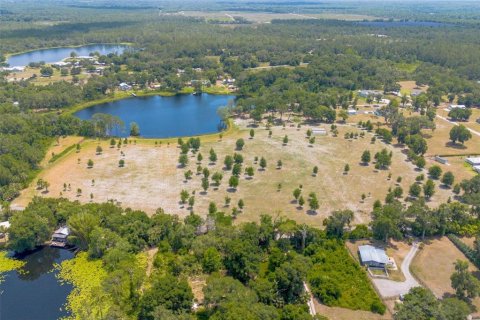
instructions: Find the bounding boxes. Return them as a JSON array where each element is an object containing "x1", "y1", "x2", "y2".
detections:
[
  {"x1": 6, "y1": 67, "x2": 89, "y2": 85},
  {"x1": 13, "y1": 117, "x2": 452, "y2": 227},
  {"x1": 314, "y1": 302, "x2": 392, "y2": 320},
  {"x1": 411, "y1": 237, "x2": 480, "y2": 316}
]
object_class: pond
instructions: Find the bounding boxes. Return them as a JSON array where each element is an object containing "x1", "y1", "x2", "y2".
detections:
[
  {"x1": 358, "y1": 20, "x2": 452, "y2": 28},
  {"x1": 0, "y1": 247, "x2": 74, "y2": 320},
  {"x1": 6, "y1": 44, "x2": 129, "y2": 67},
  {"x1": 74, "y1": 94, "x2": 234, "y2": 138}
]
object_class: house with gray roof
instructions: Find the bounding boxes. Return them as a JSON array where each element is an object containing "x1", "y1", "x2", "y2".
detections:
[{"x1": 359, "y1": 245, "x2": 389, "y2": 268}]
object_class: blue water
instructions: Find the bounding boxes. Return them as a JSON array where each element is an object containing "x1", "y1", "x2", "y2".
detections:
[
  {"x1": 0, "y1": 247, "x2": 74, "y2": 320},
  {"x1": 7, "y1": 44, "x2": 129, "y2": 67},
  {"x1": 74, "y1": 94, "x2": 234, "y2": 138},
  {"x1": 358, "y1": 21, "x2": 451, "y2": 28}
]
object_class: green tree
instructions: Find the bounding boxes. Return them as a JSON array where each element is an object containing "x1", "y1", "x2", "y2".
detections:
[
  {"x1": 201, "y1": 177, "x2": 209, "y2": 192},
  {"x1": 180, "y1": 190, "x2": 189, "y2": 204},
  {"x1": 202, "y1": 247, "x2": 222, "y2": 273},
  {"x1": 361, "y1": 150, "x2": 371, "y2": 165},
  {"x1": 451, "y1": 260, "x2": 480, "y2": 299},
  {"x1": 298, "y1": 196, "x2": 305, "y2": 208},
  {"x1": 259, "y1": 157, "x2": 267, "y2": 170},
  {"x1": 130, "y1": 122, "x2": 140, "y2": 136},
  {"x1": 442, "y1": 171, "x2": 455, "y2": 187},
  {"x1": 324, "y1": 210, "x2": 354, "y2": 238},
  {"x1": 140, "y1": 274, "x2": 193, "y2": 317},
  {"x1": 212, "y1": 172, "x2": 223, "y2": 186},
  {"x1": 236, "y1": 138, "x2": 245, "y2": 150},
  {"x1": 178, "y1": 154, "x2": 188, "y2": 167},
  {"x1": 87, "y1": 159, "x2": 94, "y2": 168},
  {"x1": 293, "y1": 188, "x2": 302, "y2": 201},
  {"x1": 423, "y1": 179, "x2": 435, "y2": 200},
  {"x1": 8, "y1": 210, "x2": 51, "y2": 253},
  {"x1": 428, "y1": 165, "x2": 443, "y2": 180},
  {"x1": 409, "y1": 183, "x2": 422, "y2": 198},
  {"x1": 209, "y1": 148, "x2": 217, "y2": 163},
  {"x1": 283, "y1": 135, "x2": 289, "y2": 145},
  {"x1": 308, "y1": 192, "x2": 319, "y2": 212},
  {"x1": 224, "y1": 155, "x2": 234, "y2": 170},
  {"x1": 229, "y1": 176, "x2": 239, "y2": 190},
  {"x1": 249, "y1": 129, "x2": 255, "y2": 139},
  {"x1": 450, "y1": 125, "x2": 472, "y2": 144}
]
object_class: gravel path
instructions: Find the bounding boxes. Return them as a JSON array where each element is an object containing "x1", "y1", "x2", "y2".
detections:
[
  {"x1": 372, "y1": 243, "x2": 420, "y2": 298},
  {"x1": 436, "y1": 114, "x2": 480, "y2": 137}
]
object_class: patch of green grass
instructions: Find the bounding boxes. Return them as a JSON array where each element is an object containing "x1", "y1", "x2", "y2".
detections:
[
  {"x1": 307, "y1": 239, "x2": 385, "y2": 314},
  {"x1": 49, "y1": 144, "x2": 77, "y2": 163}
]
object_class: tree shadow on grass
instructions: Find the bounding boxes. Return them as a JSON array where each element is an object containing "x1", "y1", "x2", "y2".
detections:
[
  {"x1": 445, "y1": 141, "x2": 467, "y2": 150},
  {"x1": 307, "y1": 210, "x2": 318, "y2": 216}
]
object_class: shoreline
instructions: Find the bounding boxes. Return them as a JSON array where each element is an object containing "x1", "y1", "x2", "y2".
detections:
[
  {"x1": 65, "y1": 87, "x2": 235, "y2": 115},
  {"x1": 4, "y1": 42, "x2": 133, "y2": 63}
]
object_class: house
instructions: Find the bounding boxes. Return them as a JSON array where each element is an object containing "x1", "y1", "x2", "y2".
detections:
[
  {"x1": 2, "y1": 66, "x2": 25, "y2": 72},
  {"x1": 359, "y1": 245, "x2": 389, "y2": 268},
  {"x1": 466, "y1": 157, "x2": 480, "y2": 166},
  {"x1": 435, "y1": 156, "x2": 448, "y2": 165},
  {"x1": 357, "y1": 90, "x2": 382, "y2": 98},
  {"x1": 474, "y1": 166, "x2": 480, "y2": 173},
  {"x1": 347, "y1": 109, "x2": 357, "y2": 115},
  {"x1": 50, "y1": 226, "x2": 70, "y2": 247},
  {"x1": 380, "y1": 98, "x2": 391, "y2": 105},
  {"x1": 0, "y1": 221, "x2": 10, "y2": 240},
  {"x1": 411, "y1": 89, "x2": 423, "y2": 97},
  {"x1": 119, "y1": 82, "x2": 132, "y2": 91},
  {"x1": 312, "y1": 128, "x2": 327, "y2": 135},
  {"x1": 448, "y1": 104, "x2": 466, "y2": 111}
]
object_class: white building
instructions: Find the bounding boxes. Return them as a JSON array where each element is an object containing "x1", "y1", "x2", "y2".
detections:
[
  {"x1": 449, "y1": 104, "x2": 466, "y2": 110},
  {"x1": 119, "y1": 82, "x2": 132, "y2": 91},
  {"x1": 466, "y1": 157, "x2": 480, "y2": 166}
]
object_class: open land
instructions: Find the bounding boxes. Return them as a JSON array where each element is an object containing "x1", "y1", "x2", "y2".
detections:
[
  {"x1": 14, "y1": 117, "x2": 455, "y2": 227},
  {"x1": 411, "y1": 237, "x2": 480, "y2": 315}
]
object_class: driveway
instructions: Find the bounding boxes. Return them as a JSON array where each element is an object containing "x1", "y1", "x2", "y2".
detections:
[
  {"x1": 372, "y1": 243, "x2": 420, "y2": 298},
  {"x1": 436, "y1": 114, "x2": 480, "y2": 137}
]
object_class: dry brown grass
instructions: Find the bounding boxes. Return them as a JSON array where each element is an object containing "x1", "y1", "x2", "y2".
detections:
[
  {"x1": 14, "y1": 119, "x2": 454, "y2": 227},
  {"x1": 411, "y1": 237, "x2": 480, "y2": 314},
  {"x1": 179, "y1": 11, "x2": 377, "y2": 23},
  {"x1": 313, "y1": 300, "x2": 392, "y2": 320},
  {"x1": 398, "y1": 81, "x2": 428, "y2": 95}
]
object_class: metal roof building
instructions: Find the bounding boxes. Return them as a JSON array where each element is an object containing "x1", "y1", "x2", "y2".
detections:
[{"x1": 359, "y1": 245, "x2": 389, "y2": 268}]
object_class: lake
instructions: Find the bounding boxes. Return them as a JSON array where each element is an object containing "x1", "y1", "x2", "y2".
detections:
[
  {"x1": 0, "y1": 247, "x2": 74, "y2": 320},
  {"x1": 74, "y1": 94, "x2": 234, "y2": 138},
  {"x1": 7, "y1": 44, "x2": 129, "y2": 67},
  {"x1": 358, "y1": 21, "x2": 451, "y2": 28}
]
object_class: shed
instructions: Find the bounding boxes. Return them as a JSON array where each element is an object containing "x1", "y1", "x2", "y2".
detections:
[
  {"x1": 51, "y1": 227, "x2": 70, "y2": 247},
  {"x1": 435, "y1": 156, "x2": 448, "y2": 165},
  {"x1": 312, "y1": 128, "x2": 327, "y2": 135},
  {"x1": 466, "y1": 157, "x2": 480, "y2": 166},
  {"x1": 347, "y1": 109, "x2": 357, "y2": 115},
  {"x1": 359, "y1": 245, "x2": 389, "y2": 268}
]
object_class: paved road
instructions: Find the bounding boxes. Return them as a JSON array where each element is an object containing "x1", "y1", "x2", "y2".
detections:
[
  {"x1": 436, "y1": 114, "x2": 480, "y2": 137},
  {"x1": 372, "y1": 244, "x2": 420, "y2": 298}
]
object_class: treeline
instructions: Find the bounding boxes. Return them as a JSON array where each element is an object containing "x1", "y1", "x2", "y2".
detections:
[{"x1": 4, "y1": 197, "x2": 384, "y2": 319}]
